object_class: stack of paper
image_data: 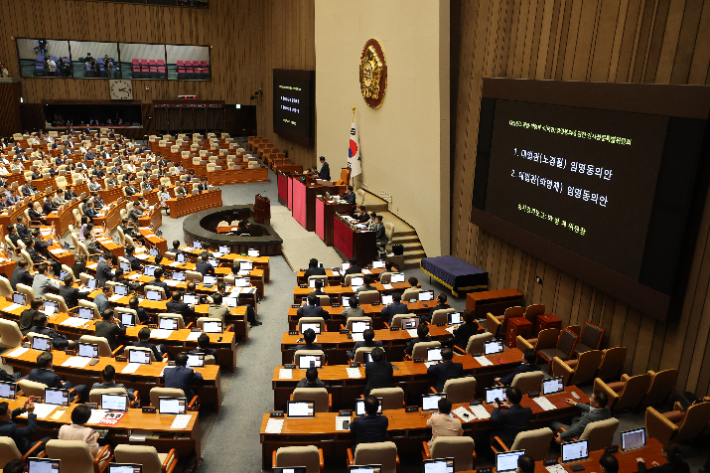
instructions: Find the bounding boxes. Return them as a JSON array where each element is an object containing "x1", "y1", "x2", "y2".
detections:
[
  {"x1": 279, "y1": 369, "x2": 293, "y2": 379},
  {"x1": 406, "y1": 329, "x2": 418, "y2": 338},
  {"x1": 61, "y1": 357, "x2": 92, "y2": 368},
  {"x1": 19, "y1": 403, "x2": 56, "y2": 419},
  {"x1": 128, "y1": 273, "x2": 141, "y2": 280},
  {"x1": 424, "y1": 362, "x2": 437, "y2": 368},
  {"x1": 474, "y1": 356, "x2": 494, "y2": 366},
  {"x1": 186, "y1": 332, "x2": 201, "y2": 341},
  {"x1": 452, "y1": 406, "x2": 476, "y2": 423},
  {"x1": 533, "y1": 397, "x2": 557, "y2": 411},
  {"x1": 7, "y1": 347, "x2": 29, "y2": 358},
  {"x1": 265, "y1": 418, "x2": 284, "y2": 434},
  {"x1": 346, "y1": 368, "x2": 362, "y2": 378},
  {"x1": 121, "y1": 363, "x2": 141, "y2": 374},
  {"x1": 170, "y1": 414, "x2": 192, "y2": 429},
  {"x1": 332, "y1": 271, "x2": 340, "y2": 276},
  {"x1": 362, "y1": 269, "x2": 372, "y2": 275},
  {"x1": 151, "y1": 329, "x2": 173, "y2": 339},
  {"x1": 546, "y1": 464, "x2": 567, "y2": 473},
  {"x1": 60, "y1": 317, "x2": 89, "y2": 327},
  {"x1": 469, "y1": 404, "x2": 491, "y2": 419},
  {"x1": 166, "y1": 280, "x2": 180, "y2": 287},
  {"x1": 49, "y1": 248, "x2": 65, "y2": 255}
]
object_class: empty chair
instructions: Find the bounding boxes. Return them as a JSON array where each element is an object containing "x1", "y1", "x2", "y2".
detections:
[
  {"x1": 430, "y1": 308, "x2": 457, "y2": 325},
  {"x1": 523, "y1": 304, "x2": 546, "y2": 324},
  {"x1": 45, "y1": 439, "x2": 111, "y2": 473},
  {"x1": 594, "y1": 372, "x2": 652, "y2": 411},
  {"x1": 185, "y1": 270, "x2": 203, "y2": 282},
  {"x1": 645, "y1": 401, "x2": 710, "y2": 445},
  {"x1": 0, "y1": 319, "x2": 23, "y2": 349},
  {"x1": 595, "y1": 347, "x2": 628, "y2": 381},
  {"x1": 441, "y1": 377, "x2": 477, "y2": 403},
  {"x1": 114, "y1": 445, "x2": 178, "y2": 473},
  {"x1": 642, "y1": 369, "x2": 678, "y2": 407},
  {"x1": 491, "y1": 427, "x2": 553, "y2": 461},
  {"x1": 510, "y1": 371, "x2": 545, "y2": 394},
  {"x1": 400, "y1": 287, "x2": 422, "y2": 301},
  {"x1": 486, "y1": 306, "x2": 524, "y2": 337},
  {"x1": 17, "y1": 379, "x2": 49, "y2": 398},
  {"x1": 388, "y1": 314, "x2": 418, "y2": 328},
  {"x1": 272, "y1": 446, "x2": 323, "y2": 473},
  {"x1": 347, "y1": 442, "x2": 399, "y2": 473},
  {"x1": 291, "y1": 387, "x2": 331, "y2": 412},
  {"x1": 16, "y1": 283, "x2": 36, "y2": 302},
  {"x1": 552, "y1": 350, "x2": 604, "y2": 386},
  {"x1": 574, "y1": 321, "x2": 605, "y2": 355},
  {"x1": 149, "y1": 387, "x2": 199, "y2": 410},
  {"x1": 516, "y1": 328, "x2": 561, "y2": 354},
  {"x1": 0, "y1": 436, "x2": 46, "y2": 467},
  {"x1": 357, "y1": 290, "x2": 380, "y2": 305},
  {"x1": 423, "y1": 437, "x2": 475, "y2": 472},
  {"x1": 537, "y1": 328, "x2": 579, "y2": 372},
  {"x1": 369, "y1": 387, "x2": 405, "y2": 410},
  {"x1": 352, "y1": 347, "x2": 375, "y2": 363},
  {"x1": 454, "y1": 332, "x2": 494, "y2": 356},
  {"x1": 79, "y1": 335, "x2": 122, "y2": 357}
]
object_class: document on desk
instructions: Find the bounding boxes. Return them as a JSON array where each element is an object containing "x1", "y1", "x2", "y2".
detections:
[
  {"x1": 127, "y1": 273, "x2": 141, "y2": 280},
  {"x1": 109, "y1": 295, "x2": 123, "y2": 302},
  {"x1": 88, "y1": 263, "x2": 97, "y2": 270},
  {"x1": 474, "y1": 356, "x2": 494, "y2": 367},
  {"x1": 445, "y1": 326, "x2": 457, "y2": 334},
  {"x1": 19, "y1": 403, "x2": 56, "y2": 419},
  {"x1": 166, "y1": 280, "x2": 180, "y2": 287},
  {"x1": 265, "y1": 418, "x2": 284, "y2": 434},
  {"x1": 533, "y1": 396, "x2": 557, "y2": 411},
  {"x1": 2, "y1": 303, "x2": 23, "y2": 313},
  {"x1": 7, "y1": 347, "x2": 29, "y2": 358},
  {"x1": 335, "y1": 416, "x2": 351, "y2": 431},
  {"x1": 151, "y1": 329, "x2": 173, "y2": 339},
  {"x1": 332, "y1": 270, "x2": 340, "y2": 276},
  {"x1": 49, "y1": 248, "x2": 65, "y2": 255},
  {"x1": 382, "y1": 284, "x2": 393, "y2": 290},
  {"x1": 469, "y1": 404, "x2": 491, "y2": 419},
  {"x1": 362, "y1": 269, "x2": 372, "y2": 275},
  {"x1": 279, "y1": 369, "x2": 293, "y2": 379},
  {"x1": 60, "y1": 317, "x2": 89, "y2": 327},
  {"x1": 62, "y1": 357, "x2": 91, "y2": 368},
  {"x1": 346, "y1": 368, "x2": 362, "y2": 378},
  {"x1": 88, "y1": 409, "x2": 108, "y2": 425},
  {"x1": 170, "y1": 414, "x2": 192, "y2": 429},
  {"x1": 406, "y1": 329, "x2": 419, "y2": 338},
  {"x1": 546, "y1": 465, "x2": 567, "y2": 473},
  {"x1": 121, "y1": 363, "x2": 141, "y2": 374},
  {"x1": 351, "y1": 333, "x2": 364, "y2": 342},
  {"x1": 452, "y1": 406, "x2": 476, "y2": 423},
  {"x1": 186, "y1": 332, "x2": 201, "y2": 341},
  {"x1": 424, "y1": 362, "x2": 437, "y2": 368}
]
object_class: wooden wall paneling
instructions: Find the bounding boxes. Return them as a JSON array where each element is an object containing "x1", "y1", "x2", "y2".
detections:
[
  {"x1": 654, "y1": 0, "x2": 687, "y2": 84},
  {"x1": 607, "y1": 0, "x2": 631, "y2": 82},
  {"x1": 688, "y1": 300, "x2": 710, "y2": 394},
  {"x1": 632, "y1": 314, "x2": 656, "y2": 374},
  {"x1": 535, "y1": 0, "x2": 555, "y2": 79},
  {"x1": 589, "y1": 0, "x2": 623, "y2": 82},
  {"x1": 687, "y1": 1, "x2": 710, "y2": 84},
  {"x1": 619, "y1": 306, "x2": 641, "y2": 373},
  {"x1": 554, "y1": 272, "x2": 576, "y2": 322},
  {"x1": 668, "y1": 0, "x2": 703, "y2": 84}
]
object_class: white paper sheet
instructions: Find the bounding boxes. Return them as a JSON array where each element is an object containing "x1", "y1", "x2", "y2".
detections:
[
  {"x1": 87, "y1": 409, "x2": 108, "y2": 424},
  {"x1": 469, "y1": 404, "x2": 490, "y2": 419},
  {"x1": 335, "y1": 416, "x2": 351, "y2": 431},
  {"x1": 7, "y1": 347, "x2": 29, "y2": 357},
  {"x1": 474, "y1": 356, "x2": 493, "y2": 366},
  {"x1": 109, "y1": 295, "x2": 123, "y2": 302},
  {"x1": 351, "y1": 333, "x2": 364, "y2": 342},
  {"x1": 346, "y1": 368, "x2": 362, "y2": 379},
  {"x1": 166, "y1": 280, "x2": 180, "y2": 287},
  {"x1": 445, "y1": 326, "x2": 456, "y2": 334},
  {"x1": 406, "y1": 329, "x2": 418, "y2": 338},
  {"x1": 61, "y1": 357, "x2": 91, "y2": 368},
  {"x1": 3, "y1": 303, "x2": 24, "y2": 312},
  {"x1": 129, "y1": 431, "x2": 148, "y2": 442},
  {"x1": 19, "y1": 403, "x2": 57, "y2": 419},
  {"x1": 121, "y1": 363, "x2": 141, "y2": 374},
  {"x1": 170, "y1": 414, "x2": 192, "y2": 429},
  {"x1": 382, "y1": 284, "x2": 393, "y2": 290},
  {"x1": 60, "y1": 317, "x2": 89, "y2": 327},
  {"x1": 533, "y1": 396, "x2": 557, "y2": 411},
  {"x1": 546, "y1": 464, "x2": 567, "y2": 473},
  {"x1": 452, "y1": 406, "x2": 476, "y2": 423},
  {"x1": 362, "y1": 269, "x2": 372, "y2": 275},
  {"x1": 150, "y1": 329, "x2": 173, "y2": 339},
  {"x1": 265, "y1": 418, "x2": 284, "y2": 434},
  {"x1": 186, "y1": 332, "x2": 201, "y2": 341},
  {"x1": 424, "y1": 362, "x2": 437, "y2": 368},
  {"x1": 279, "y1": 369, "x2": 293, "y2": 380}
]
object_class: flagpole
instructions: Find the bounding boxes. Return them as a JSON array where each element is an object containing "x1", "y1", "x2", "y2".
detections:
[{"x1": 352, "y1": 106, "x2": 356, "y2": 122}]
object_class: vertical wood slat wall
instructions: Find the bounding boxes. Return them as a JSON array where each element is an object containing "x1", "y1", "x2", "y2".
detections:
[
  {"x1": 451, "y1": 0, "x2": 710, "y2": 397},
  {"x1": 0, "y1": 0, "x2": 316, "y2": 167}
]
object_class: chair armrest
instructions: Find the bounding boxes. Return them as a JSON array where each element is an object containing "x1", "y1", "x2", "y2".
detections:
[
  {"x1": 163, "y1": 448, "x2": 177, "y2": 473},
  {"x1": 162, "y1": 352, "x2": 169, "y2": 361},
  {"x1": 552, "y1": 356, "x2": 574, "y2": 386},
  {"x1": 95, "y1": 446, "x2": 113, "y2": 473},
  {"x1": 347, "y1": 448, "x2": 354, "y2": 466},
  {"x1": 225, "y1": 325, "x2": 233, "y2": 332},
  {"x1": 594, "y1": 377, "x2": 619, "y2": 407},
  {"x1": 186, "y1": 322, "x2": 194, "y2": 329},
  {"x1": 289, "y1": 393, "x2": 294, "y2": 401},
  {"x1": 22, "y1": 440, "x2": 46, "y2": 462},
  {"x1": 486, "y1": 312, "x2": 502, "y2": 336},
  {"x1": 421, "y1": 441, "x2": 431, "y2": 460},
  {"x1": 272, "y1": 450, "x2": 277, "y2": 468},
  {"x1": 453, "y1": 345, "x2": 466, "y2": 355},
  {"x1": 188, "y1": 395, "x2": 200, "y2": 410},
  {"x1": 404, "y1": 354, "x2": 412, "y2": 361},
  {"x1": 429, "y1": 387, "x2": 439, "y2": 394},
  {"x1": 131, "y1": 391, "x2": 140, "y2": 408},
  {"x1": 645, "y1": 406, "x2": 679, "y2": 445},
  {"x1": 490, "y1": 436, "x2": 510, "y2": 454},
  {"x1": 396, "y1": 455, "x2": 400, "y2": 468},
  {"x1": 621, "y1": 373, "x2": 630, "y2": 382},
  {"x1": 384, "y1": 322, "x2": 391, "y2": 329},
  {"x1": 318, "y1": 448, "x2": 324, "y2": 473},
  {"x1": 516, "y1": 335, "x2": 534, "y2": 351},
  {"x1": 328, "y1": 393, "x2": 332, "y2": 411},
  {"x1": 69, "y1": 388, "x2": 81, "y2": 403},
  {"x1": 472, "y1": 450, "x2": 477, "y2": 468},
  {"x1": 339, "y1": 324, "x2": 345, "y2": 331},
  {"x1": 111, "y1": 345, "x2": 124, "y2": 357}
]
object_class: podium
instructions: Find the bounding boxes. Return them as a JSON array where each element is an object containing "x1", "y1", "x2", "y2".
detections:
[{"x1": 254, "y1": 194, "x2": 270, "y2": 225}]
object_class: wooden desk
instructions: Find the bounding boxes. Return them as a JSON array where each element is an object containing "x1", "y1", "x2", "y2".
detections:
[
  {"x1": 333, "y1": 216, "x2": 377, "y2": 267},
  {"x1": 166, "y1": 190, "x2": 222, "y2": 219},
  {"x1": 94, "y1": 200, "x2": 127, "y2": 232},
  {"x1": 139, "y1": 226, "x2": 168, "y2": 253},
  {"x1": 465, "y1": 288, "x2": 525, "y2": 317},
  {"x1": 292, "y1": 282, "x2": 411, "y2": 303},
  {"x1": 271, "y1": 349, "x2": 523, "y2": 411},
  {"x1": 3, "y1": 349, "x2": 222, "y2": 412},
  {"x1": 138, "y1": 205, "x2": 163, "y2": 230},
  {"x1": 46, "y1": 198, "x2": 82, "y2": 236},
  {"x1": 259, "y1": 385, "x2": 589, "y2": 468},
  {"x1": 207, "y1": 167, "x2": 269, "y2": 185},
  {"x1": 315, "y1": 197, "x2": 354, "y2": 246},
  {"x1": 5, "y1": 395, "x2": 201, "y2": 459}
]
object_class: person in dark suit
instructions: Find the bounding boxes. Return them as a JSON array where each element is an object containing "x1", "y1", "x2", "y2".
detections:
[
  {"x1": 422, "y1": 293, "x2": 450, "y2": 324},
  {"x1": 342, "y1": 186, "x2": 356, "y2": 205},
  {"x1": 406, "y1": 324, "x2": 432, "y2": 355},
  {"x1": 452, "y1": 309, "x2": 485, "y2": 350},
  {"x1": 195, "y1": 253, "x2": 214, "y2": 276},
  {"x1": 381, "y1": 292, "x2": 409, "y2": 325},
  {"x1": 15, "y1": 216, "x2": 31, "y2": 239},
  {"x1": 637, "y1": 442, "x2": 689, "y2": 473},
  {"x1": 296, "y1": 295, "x2": 330, "y2": 320},
  {"x1": 517, "y1": 455, "x2": 536, "y2": 473},
  {"x1": 90, "y1": 365, "x2": 134, "y2": 401},
  {"x1": 28, "y1": 351, "x2": 88, "y2": 402},
  {"x1": 128, "y1": 297, "x2": 151, "y2": 324},
  {"x1": 83, "y1": 201, "x2": 98, "y2": 223},
  {"x1": 42, "y1": 196, "x2": 56, "y2": 215},
  {"x1": 364, "y1": 347, "x2": 392, "y2": 396},
  {"x1": 296, "y1": 367, "x2": 326, "y2": 388},
  {"x1": 304, "y1": 258, "x2": 326, "y2": 279},
  {"x1": 189, "y1": 333, "x2": 218, "y2": 358},
  {"x1": 133, "y1": 327, "x2": 169, "y2": 361},
  {"x1": 19, "y1": 299, "x2": 45, "y2": 336},
  {"x1": 375, "y1": 215, "x2": 387, "y2": 249},
  {"x1": 294, "y1": 328, "x2": 323, "y2": 352},
  {"x1": 489, "y1": 386, "x2": 533, "y2": 446},
  {"x1": 166, "y1": 290, "x2": 196, "y2": 319},
  {"x1": 148, "y1": 268, "x2": 170, "y2": 294},
  {"x1": 553, "y1": 391, "x2": 611, "y2": 443},
  {"x1": 164, "y1": 353, "x2": 204, "y2": 400},
  {"x1": 307, "y1": 279, "x2": 327, "y2": 298},
  {"x1": 10, "y1": 260, "x2": 33, "y2": 290},
  {"x1": 125, "y1": 246, "x2": 142, "y2": 271},
  {"x1": 95, "y1": 253, "x2": 115, "y2": 287},
  {"x1": 94, "y1": 309, "x2": 126, "y2": 351},
  {"x1": 0, "y1": 400, "x2": 39, "y2": 454},
  {"x1": 347, "y1": 329, "x2": 383, "y2": 360},
  {"x1": 428, "y1": 346, "x2": 464, "y2": 391},
  {"x1": 344, "y1": 258, "x2": 362, "y2": 275},
  {"x1": 349, "y1": 395, "x2": 388, "y2": 446},
  {"x1": 316, "y1": 156, "x2": 331, "y2": 181},
  {"x1": 29, "y1": 315, "x2": 76, "y2": 350},
  {"x1": 197, "y1": 178, "x2": 209, "y2": 193},
  {"x1": 598, "y1": 454, "x2": 620, "y2": 473},
  {"x1": 495, "y1": 349, "x2": 541, "y2": 385}
]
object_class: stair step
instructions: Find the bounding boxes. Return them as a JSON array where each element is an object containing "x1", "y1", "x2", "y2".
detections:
[{"x1": 393, "y1": 235, "x2": 419, "y2": 244}]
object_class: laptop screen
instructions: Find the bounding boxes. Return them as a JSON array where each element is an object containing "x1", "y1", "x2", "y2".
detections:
[
  {"x1": 342, "y1": 296, "x2": 351, "y2": 307},
  {"x1": 28, "y1": 459, "x2": 60, "y2": 473},
  {"x1": 355, "y1": 398, "x2": 383, "y2": 416},
  {"x1": 193, "y1": 241, "x2": 202, "y2": 249},
  {"x1": 225, "y1": 297, "x2": 238, "y2": 308},
  {"x1": 159, "y1": 397, "x2": 186, "y2": 415},
  {"x1": 43, "y1": 300, "x2": 57, "y2": 316},
  {"x1": 287, "y1": 401, "x2": 315, "y2": 418},
  {"x1": 32, "y1": 337, "x2": 51, "y2": 351},
  {"x1": 45, "y1": 388, "x2": 69, "y2": 406},
  {"x1": 561, "y1": 440, "x2": 590, "y2": 463},
  {"x1": 390, "y1": 273, "x2": 405, "y2": 283},
  {"x1": 219, "y1": 245, "x2": 230, "y2": 254},
  {"x1": 423, "y1": 458, "x2": 455, "y2": 473},
  {"x1": 12, "y1": 292, "x2": 26, "y2": 306},
  {"x1": 309, "y1": 279, "x2": 318, "y2": 288},
  {"x1": 120, "y1": 312, "x2": 135, "y2": 326},
  {"x1": 301, "y1": 323, "x2": 321, "y2": 334},
  {"x1": 77, "y1": 343, "x2": 98, "y2": 358},
  {"x1": 402, "y1": 317, "x2": 419, "y2": 329},
  {"x1": 240, "y1": 261, "x2": 253, "y2": 271},
  {"x1": 621, "y1": 428, "x2": 646, "y2": 451},
  {"x1": 448, "y1": 312, "x2": 462, "y2": 324},
  {"x1": 146, "y1": 290, "x2": 162, "y2": 301},
  {"x1": 159, "y1": 318, "x2": 178, "y2": 330},
  {"x1": 348, "y1": 466, "x2": 381, "y2": 473},
  {"x1": 78, "y1": 307, "x2": 94, "y2": 320},
  {"x1": 120, "y1": 262, "x2": 130, "y2": 272},
  {"x1": 484, "y1": 340, "x2": 503, "y2": 355},
  {"x1": 102, "y1": 394, "x2": 128, "y2": 412},
  {"x1": 186, "y1": 354, "x2": 205, "y2": 368},
  {"x1": 128, "y1": 349, "x2": 151, "y2": 364},
  {"x1": 203, "y1": 275, "x2": 217, "y2": 285},
  {"x1": 149, "y1": 248, "x2": 158, "y2": 257},
  {"x1": 422, "y1": 393, "x2": 445, "y2": 411},
  {"x1": 272, "y1": 468, "x2": 306, "y2": 473},
  {"x1": 233, "y1": 277, "x2": 249, "y2": 287},
  {"x1": 108, "y1": 464, "x2": 142, "y2": 473},
  {"x1": 485, "y1": 387, "x2": 506, "y2": 404},
  {"x1": 87, "y1": 278, "x2": 97, "y2": 289},
  {"x1": 248, "y1": 248, "x2": 259, "y2": 257},
  {"x1": 372, "y1": 261, "x2": 385, "y2": 269},
  {"x1": 381, "y1": 294, "x2": 393, "y2": 305},
  {"x1": 0, "y1": 381, "x2": 16, "y2": 400},
  {"x1": 172, "y1": 271, "x2": 186, "y2": 281},
  {"x1": 542, "y1": 377, "x2": 565, "y2": 396},
  {"x1": 298, "y1": 355, "x2": 322, "y2": 369},
  {"x1": 182, "y1": 294, "x2": 199, "y2": 305},
  {"x1": 418, "y1": 291, "x2": 434, "y2": 302},
  {"x1": 341, "y1": 262, "x2": 351, "y2": 271},
  {"x1": 114, "y1": 284, "x2": 128, "y2": 296},
  {"x1": 144, "y1": 266, "x2": 156, "y2": 277},
  {"x1": 496, "y1": 451, "x2": 525, "y2": 473},
  {"x1": 203, "y1": 321, "x2": 222, "y2": 333},
  {"x1": 60, "y1": 271, "x2": 69, "y2": 281},
  {"x1": 427, "y1": 348, "x2": 443, "y2": 362},
  {"x1": 351, "y1": 321, "x2": 371, "y2": 333},
  {"x1": 177, "y1": 254, "x2": 185, "y2": 263},
  {"x1": 350, "y1": 277, "x2": 364, "y2": 287}
]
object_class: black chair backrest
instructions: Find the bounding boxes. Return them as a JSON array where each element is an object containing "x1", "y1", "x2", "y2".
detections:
[
  {"x1": 557, "y1": 329, "x2": 578, "y2": 358},
  {"x1": 581, "y1": 322, "x2": 604, "y2": 349}
]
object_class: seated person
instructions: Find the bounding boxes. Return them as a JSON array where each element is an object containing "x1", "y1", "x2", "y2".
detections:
[
  {"x1": 29, "y1": 315, "x2": 76, "y2": 350},
  {"x1": 552, "y1": 390, "x2": 611, "y2": 444},
  {"x1": 4, "y1": 459, "x2": 24, "y2": 473},
  {"x1": 349, "y1": 395, "x2": 388, "y2": 446},
  {"x1": 355, "y1": 274, "x2": 376, "y2": 293},
  {"x1": 495, "y1": 348, "x2": 541, "y2": 385},
  {"x1": 427, "y1": 398, "x2": 463, "y2": 448},
  {"x1": 427, "y1": 347, "x2": 463, "y2": 393},
  {"x1": 28, "y1": 351, "x2": 88, "y2": 402},
  {"x1": 59, "y1": 274, "x2": 91, "y2": 309},
  {"x1": 341, "y1": 295, "x2": 365, "y2": 320},
  {"x1": 93, "y1": 285, "x2": 112, "y2": 314},
  {"x1": 94, "y1": 308, "x2": 126, "y2": 352},
  {"x1": 208, "y1": 293, "x2": 229, "y2": 323},
  {"x1": 490, "y1": 386, "x2": 532, "y2": 446},
  {"x1": 125, "y1": 246, "x2": 141, "y2": 271},
  {"x1": 452, "y1": 309, "x2": 485, "y2": 350},
  {"x1": 128, "y1": 296, "x2": 151, "y2": 324},
  {"x1": 405, "y1": 324, "x2": 432, "y2": 355},
  {"x1": 133, "y1": 327, "x2": 169, "y2": 361},
  {"x1": 304, "y1": 258, "x2": 326, "y2": 279},
  {"x1": 296, "y1": 367, "x2": 326, "y2": 388},
  {"x1": 295, "y1": 328, "x2": 323, "y2": 352},
  {"x1": 296, "y1": 295, "x2": 330, "y2": 320},
  {"x1": 164, "y1": 353, "x2": 204, "y2": 400},
  {"x1": 422, "y1": 293, "x2": 450, "y2": 324},
  {"x1": 90, "y1": 365, "x2": 134, "y2": 401},
  {"x1": 342, "y1": 185, "x2": 356, "y2": 204},
  {"x1": 19, "y1": 299, "x2": 44, "y2": 335},
  {"x1": 344, "y1": 258, "x2": 362, "y2": 275},
  {"x1": 637, "y1": 442, "x2": 689, "y2": 473},
  {"x1": 364, "y1": 347, "x2": 392, "y2": 396},
  {"x1": 308, "y1": 279, "x2": 327, "y2": 297},
  {"x1": 381, "y1": 291, "x2": 408, "y2": 325},
  {"x1": 148, "y1": 269, "x2": 169, "y2": 296},
  {"x1": 347, "y1": 328, "x2": 383, "y2": 359},
  {"x1": 517, "y1": 455, "x2": 536, "y2": 473},
  {"x1": 407, "y1": 276, "x2": 421, "y2": 289},
  {"x1": 189, "y1": 333, "x2": 217, "y2": 358},
  {"x1": 0, "y1": 399, "x2": 41, "y2": 454},
  {"x1": 597, "y1": 454, "x2": 619, "y2": 473},
  {"x1": 166, "y1": 290, "x2": 196, "y2": 319},
  {"x1": 195, "y1": 253, "x2": 215, "y2": 276}
]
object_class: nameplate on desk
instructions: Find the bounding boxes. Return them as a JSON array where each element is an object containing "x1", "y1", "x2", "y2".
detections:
[
  {"x1": 528, "y1": 391, "x2": 540, "y2": 398},
  {"x1": 389, "y1": 327, "x2": 400, "y2": 331},
  {"x1": 405, "y1": 406, "x2": 419, "y2": 413},
  {"x1": 339, "y1": 329, "x2": 349, "y2": 334},
  {"x1": 142, "y1": 407, "x2": 156, "y2": 414},
  {"x1": 470, "y1": 400, "x2": 482, "y2": 406},
  {"x1": 371, "y1": 302, "x2": 380, "y2": 306},
  {"x1": 65, "y1": 350, "x2": 76, "y2": 356},
  {"x1": 299, "y1": 285, "x2": 307, "y2": 288},
  {"x1": 291, "y1": 305, "x2": 300, "y2": 308},
  {"x1": 349, "y1": 363, "x2": 360, "y2": 368},
  {"x1": 332, "y1": 304, "x2": 341, "y2": 308},
  {"x1": 148, "y1": 324, "x2": 158, "y2": 329},
  {"x1": 543, "y1": 459, "x2": 559, "y2": 466},
  {"x1": 605, "y1": 446, "x2": 618, "y2": 454},
  {"x1": 284, "y1": 364, "x2": 295, "y2": 369},
  {"x1": 338, "y1": 410, "x2": 353, "y2": 416},
  {"x1": 288, "y1": 331, "x2": 299, "y2": 335},
  {"x1": 477, "y1": 468, "x2": 492, "y2": 473},
  {"x1": 437, "y1": 322, "x2": 446, "y2": 326},
  {"x1": 115, "y1": 356, "x2": 127, "y2": 362},
  {"x1": 472, "y1": 352, "x2": 482, "y2": 357},
  {"x1": 270, "y1": 411, "x2": 285, "y2": 418},
  {"x1": 190, "y1": 328, "x2": 202, "y2": 332},
  {"x1": 413, "y1": 358, "x2": 424, "y2": 363}
]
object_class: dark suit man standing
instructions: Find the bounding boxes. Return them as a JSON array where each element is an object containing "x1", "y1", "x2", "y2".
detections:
[
  {"x1": 10, "y1": 260, "x2": 33, "y2": 290},
  {"x1": 94, "y1": 309, "x2": 126, "y2": 351},
  {"x1": 59, "y1": 274, "x2": 91, "y2": 310},
  {"x1": 164, "y1": 353, "x2": 204, "y2": 399},
  {"x1": 364, "y1": 347, "x2": 392, "y2": 396},
  {"x1": 296, "y1": 295, "x2": 330, "y2": 320},
  {"x1": 553, "y1": 391, "x2": 611, "y2": 443},
  {"x1": 490, "y1": 386, "x2": 533, "y2": 446},
  {"x1": 349, "y1": 395, "x2": 388, "y2": 446},
  {"x1": 316, "y1": 156, "x2": 331, "y2": 181},
  {"x1": 427, "y1": 347, "x2": 464, "y2": 393},
  {"x1": 195, "y1": 254, "x2": 214, "y2": 275},
  {"x1": 0, "y1": 400, "x2": 39, "y2": 454},
  {"x1": 96, "y1": 253, "x2": 114, "y2": 287},
  {"x1": 166, "y1": 291, "x2": 196, "y2": 319}
]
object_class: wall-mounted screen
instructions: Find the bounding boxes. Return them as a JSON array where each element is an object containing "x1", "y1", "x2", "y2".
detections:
[
  {"x1": 16, "y1": 38, "x2": 71, "y2": 78},
  {"x1": 119, "y1": 43, "x2": 167, "y2": 80},
  {"x1": 166, "y1": 45, "x2": 210, "y2": 80},
  {"x1": 273, "y1": 69, "x2": 315, "y2": 146},
  {"x1": 69, "y1": 41, "x2": 120, "y2": 79},
  {"x1": 471, "y1": 79, "x2": 710, "y2": 320}
]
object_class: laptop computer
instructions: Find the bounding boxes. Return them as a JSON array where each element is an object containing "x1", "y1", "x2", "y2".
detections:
[
  {"x1": 108, "y1": 463, "x2": 142, "y2": 473},
  {"x1": 45, "y1": 388, "x2": 70, "y2": 406},
  {"x1": 32, "y1": 336, "x2": 51, "y2": 352},
  {"x1": 225, "y1": 296, "x2": 238, "y2": 308},
  {"x1": 561, "y1": 439, "x2": 590, "y2": 463},
  {"x1": 120, "y1": 312, "x2": 136, "y2": 326},
  {"x1": 12, "y1": 292, "x2": 26, "y2": 306},
  {"x1": 401, "y1": 317, "x2": 419, "y2": 329},
  {"x1": 542, "y1": 377, "x2": 565, "y2": 396},
  {"x1": 0, "y1": 380, "x2": 16, "y2": 400},
  {"x1": 186, "y1": 354, "x2": 205, "y2": 368},
  {"x1": 159, "y1": 318, "x2": 178, "y2": 330},
  {"x1": 43, "y1": 300, "x2": 57, "y2": 316},
  {"x1": 496, "y1": 450, "x2": 525, "y2": 473},
  {"x1": 342, "y1": 296, "x2": 351, "y2": 307},
  {"x1": 427, "y1": 347, "x2": 443, "y2": 362},
  {"x1": 203, "y1": 321, "x2": 223, "y2": 333},
  {"x1": 77, "y1": 343, "x2": 99, "y2": 358},
  {"x1": 423, "y1": 458, "x2": 454, "y2": 473},
  {"x1": 448, "y1": 312, "x2": 462, "y2": 324},
  {"x1": 146, "y1": 290, "x2": 162, "y2": 301},
  {"x1": 128, "y1": 349, "x2": 151, "y2": 365},
  {"x1": 390, "y1": 273, "x2": 405, "y2": 283},
  {"x1": 621, "y1": 428, "x2": 646, "y2": 451},
  {"x1": 28, "y1": 458, "x2": 60, "y2": 473},
  {"x1": 287, "y1": 401, "x2": 315, "y2": 418},
  {"x1": 298, "y1": 355, "x2": 322, "y2": 369},
  {"x1": 158, "y1": 397, "x2": 187, "y2": 415},
  {"x1": 485, "y1": 386, "x2": 506, "y2": 404},
  {"x1": 381, "y1": 294, "x2": 393, "y2": 305},
  {"x1": 484, "y1": 340, "x2": 503, "y2": 355},
  {"x1": 348, "y1": 466, "x2": 381, "y2": 473},
  {"x1": 355, "y1": 397, "x2": 383, "y2": 416},
  {"x1": 422, "y1": 393, "x2": 446, "y2": 411},
  {"x1": 351, "y1": 321, "x2": 371, "y2": 333},
  {"x1": 101, "y1": 393, "x2": 128, "y2": 412}
]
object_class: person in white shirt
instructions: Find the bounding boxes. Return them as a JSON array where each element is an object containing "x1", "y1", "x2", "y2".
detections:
[
  {"x1": 0, "y1": 167, "x2": 8, "y2": 176},
  {"x1": 46, "y1": 57, "x2": 56, "y2": 75}
]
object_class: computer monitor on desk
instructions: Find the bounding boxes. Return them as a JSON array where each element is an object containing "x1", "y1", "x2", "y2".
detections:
[
  {"x1": 422, "y1": 393, "x2": 445, "y2": 411},
  {"x1": 621, "y1": 428, "x2": 646, "y2": 451},
  {"x1": 355, "y1": 397, "x2": 382, "y2": 416},
  {"x1": 381, "y1": 294, "x2": 393, "y2": 305},
  {"x1": 108, "y1": 464, "x2": 142, "y2": 473},
  {"x1": 159, "y1": 318, "x2": 178, "y2": 330},
  {"x1": 300, "y1": 323, "x2": 321, "y2": 334},
  {"x1": 28, "y1": 459, "x2": 60, "y2": 473},
  {"x1": 287, "y1": 401, "x2": 315, "y2": 418},
  {"x1": 0, "y1": 380, "x2": 16, "y2": 400},
  {"x1": 351, "y1": 321, "x2": 371, "y2": 333},
  {"x1": 561, "y1": 439, "x2": 589, "y2": 463},
  {"x1": 350, "y1": 277, "x2": 364, "y2": 288},
  {"x1": 418, "y1": 291, "x2": 434, "y2": 302},
  {"x1": 390, "y1": 273, "x2": 405, "y2": 283},
  {"x1": 424, "y1": 458, "x2": 454, "y2": 473},
  {"x1": 485, "y1": 386, "x2": 506, "y2": 405},
  {"x1": 272, "y1": 468, "x2": 306, "y2": 473},
  {"x1": 496, "y1": 450, "x2": 525, "y2": 473},
  {"x1": 542, "y1": 377, "x2": 565, "y2": 396},
  {"x1": 484, "y1": 340, "x2": 503, "y2": 355},
  {"x1": 158, "y1": 397, "x2": 186, "y2": 415},
  {"x1": 32, "y1": 336, "x2": 51, "y2": 352},
  {"x1": 298, "y1": 355, "x2": 322, "y2": 369},
  {"x1": 77, "y1": 343, "x2": 98, "y2": 358},
  {"x1": 348, "y1": 466, "x2": 381, "y2": 473}
]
